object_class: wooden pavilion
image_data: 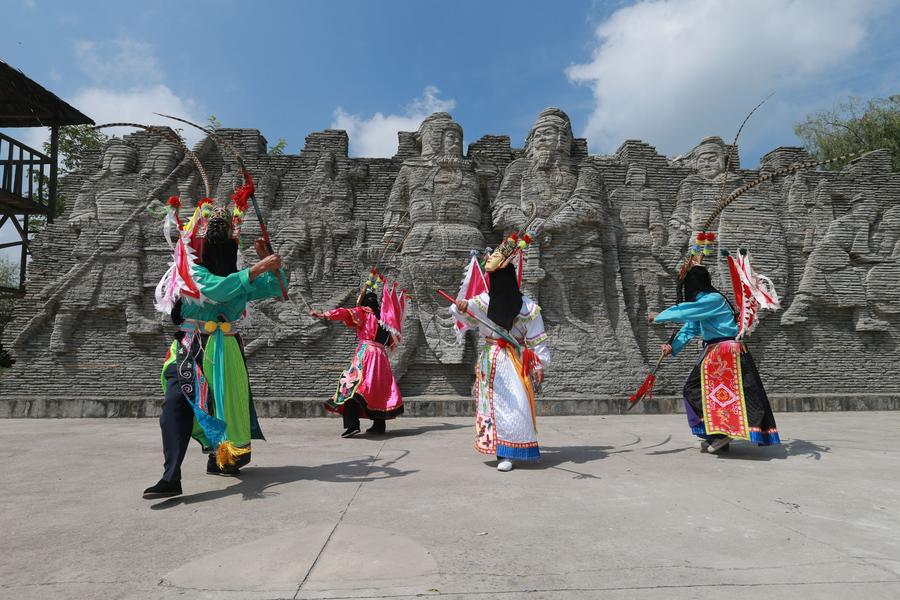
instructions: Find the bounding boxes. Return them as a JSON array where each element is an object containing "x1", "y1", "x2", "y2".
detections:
[{"x1": 0, "y1": 59, "x2": 93, "y2": 295}]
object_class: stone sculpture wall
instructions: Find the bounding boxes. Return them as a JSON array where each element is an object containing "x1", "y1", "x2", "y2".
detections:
[{"x1": 2, "y1": 108, "x2": 898, "y2": 417}]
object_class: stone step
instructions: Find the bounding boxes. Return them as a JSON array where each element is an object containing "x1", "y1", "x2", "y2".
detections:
[{"x1": 1, "y1": 393, "x2": 898, "y2": 418}]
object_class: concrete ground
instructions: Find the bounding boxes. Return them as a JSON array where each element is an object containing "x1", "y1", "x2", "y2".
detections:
[{"x1": 2, "y1": 413, "x2": 899, "y2": 600}]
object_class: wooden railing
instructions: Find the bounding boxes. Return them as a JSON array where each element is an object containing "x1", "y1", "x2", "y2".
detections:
[{"x1": 0, "y1": 131, "x2": 54, "y2": 216}]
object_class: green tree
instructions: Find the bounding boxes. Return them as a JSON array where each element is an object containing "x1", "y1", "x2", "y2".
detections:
[
  {"x1": 45, "y1": 124, "x2": 108, "y2": 175},
  {"x1": 268, "y1": 138, "x2": 288, "y2": 155},
  {"x1": 794, "y1": 95, "x2": 900, "y2": 171}
]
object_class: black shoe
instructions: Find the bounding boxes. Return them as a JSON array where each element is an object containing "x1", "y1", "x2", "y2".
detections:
[
  {"x1": 341, "y1": 426, "x2": 361, "y2": 438},
  {"x1": 366, "y1": 423, "x2": 386, "y2": 435},
  {"x1": 206, "y1": 456, "x2": 241, "y2": 477},
  {"x1": 143, "y1": 479, "x2": 182, "y2": 499}
]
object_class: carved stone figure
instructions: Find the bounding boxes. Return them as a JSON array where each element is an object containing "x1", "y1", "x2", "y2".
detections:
[
  {"x1": 864, "y1": 204, "x2": 900, "y2": 320},
  {"x1": 245, "y1": 152, "x2": 362, "y2": 354},
  {"x1": 139, "y1": 140, "x2": 183, "y2": 180},
  {"x1": 383, "y1": 112, "x2": 490, "y2": 376},
  {"x1": 608, "y1": 165, "x2": 667, "y2": 353},
  {"x1": 493, "y1": 108, "x2": 606, "y2": 327},
  {"x1": 669, "y1": 137, "x2": 728, "y2": 236},
  {"x1": 783, "y1": 173, "x2": 812, "y2": 252},
  {"x1": 47, "y1": 138, "x2": 159, "y2": 354},
  {"x1": 781, "y1": 193, "x2": 888, "y2": 331},
  {"x1": 667, "y1": 136, "x2": 737, "y2": 281},
  {"x1": 718, "y1": 155, "x2": 789, "y2": 299},
  {"x1": 3, "y1": 122, "x2": 900, "y2": 413}
]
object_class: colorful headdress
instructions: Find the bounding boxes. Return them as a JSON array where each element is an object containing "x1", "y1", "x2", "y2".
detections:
[
  {"x1": 483, "y1": 231, "x2": 534, "y2": 273},
  {"x1": 678, "y1": 231, "x2": 717, "y2": 280},
  {"x1": 156, "y1": 112, "x2": 289, "y2": 303},
  {"x1": 358, "y1": 268, "x2": 409, "y2": 348}
]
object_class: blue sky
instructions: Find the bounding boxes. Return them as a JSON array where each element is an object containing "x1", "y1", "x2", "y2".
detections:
[{"x1": 2, "y1": 0, "x2": 899, "y2": 263}]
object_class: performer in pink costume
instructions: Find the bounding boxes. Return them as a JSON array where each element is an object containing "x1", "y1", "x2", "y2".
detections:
[{"x1": 311, "y1": 270, "x2": 408, "y2": 437}]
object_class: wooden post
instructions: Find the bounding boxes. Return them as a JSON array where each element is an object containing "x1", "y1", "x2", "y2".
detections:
[
  {"x1": 48, "y1": 124, "x2": 59, "y2": 223},
  {"x1": 19, "y1": 214, "x2": 28, "y2": 290}
]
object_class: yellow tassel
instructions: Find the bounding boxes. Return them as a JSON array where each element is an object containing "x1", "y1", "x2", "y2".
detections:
[{"x1": 216, "y1": 441, "x2": 251, "y2": 469}]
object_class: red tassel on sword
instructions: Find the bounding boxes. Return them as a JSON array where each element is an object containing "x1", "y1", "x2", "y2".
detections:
[{"x1": 627, "y1": 330, "x2": 677, "y2": 412}]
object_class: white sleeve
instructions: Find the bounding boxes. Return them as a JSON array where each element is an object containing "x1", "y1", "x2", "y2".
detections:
[
  {"x1": 523, "y1": 303, "x2": 551, "y2": 367},
  {"x1": 449, "y1": 293, "x2": 490, "y2": 336}
]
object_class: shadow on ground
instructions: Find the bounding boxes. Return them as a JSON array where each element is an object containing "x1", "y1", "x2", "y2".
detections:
[
  {"x1": 359, "y1": 421, "x2": 468, "y2": 438},
  {"x1": 716, "y1": 438, "x2": 832, "y2": 461},
  {"x1": 151, "y1": 451, "x2": 417, "y2": 509}
]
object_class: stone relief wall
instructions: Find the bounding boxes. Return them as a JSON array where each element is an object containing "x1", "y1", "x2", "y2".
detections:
[{"x1": 1, "y1": 108, "x2": 898, "y2": 416}]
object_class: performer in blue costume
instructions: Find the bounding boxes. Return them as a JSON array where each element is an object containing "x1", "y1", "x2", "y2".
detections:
[{"x1": 650, "y1": 248, "x2": 780, "y2": 454}]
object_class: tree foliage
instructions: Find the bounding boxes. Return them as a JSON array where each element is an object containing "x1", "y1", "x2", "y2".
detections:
[
  {"x1": 44, "y1": 124, "x2": 108, "y2": 175},
  {"x1": 794, "y1": 95, "x2": 900, "y2": 171},
  {"x1": 268, "y1": 138, "x2": 288, "y2": 155}
]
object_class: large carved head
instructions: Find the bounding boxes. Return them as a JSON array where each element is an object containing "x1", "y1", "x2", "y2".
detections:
[
  {"x1": 625, "y1": 164, "x2": 647, "y2": 187},
  {"x1": 417, "y1": 112, "x2": 463, "y2": 159},
  {"x1": 525, "y1": 107, "x2": 573, "y2": 161},
  {"x1": 140, "y1": 141, "x2": 183, "y2": 177},
  {"x1": 101, "y1": 139, "x2": 139, "y2": 175},
  {"x1": 688, "y1": 136, "x2": 726, "y2": 180}
]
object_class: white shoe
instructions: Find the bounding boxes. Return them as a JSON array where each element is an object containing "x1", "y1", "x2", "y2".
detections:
[{"x1": 497, "y1": 459, "x2": 513, "y2": 472}]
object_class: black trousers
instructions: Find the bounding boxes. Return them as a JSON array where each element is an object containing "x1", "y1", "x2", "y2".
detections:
[
  {"x1": 342, "y1": 397, "x2": 385, "y2": 432},
  {"x1": 160, "y1": 363, "x2": 194, "y2": 482}
]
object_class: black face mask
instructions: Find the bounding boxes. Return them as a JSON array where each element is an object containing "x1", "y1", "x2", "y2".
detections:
[
  {"x1": 358, "y1": 291, "x2": 392, "y2": 345},
  {"x1": 487, "y1": 263, "x2": 523, "y2": 332},
  {"x1": 680, "y1": 266, "x2": 717, "y2": 302},
  {"x1": 202, "y1": 239, "x2": 238, "y2": 277},
  {"x1": 358, "y1": 291, "x2": 381, "y2": 319}
]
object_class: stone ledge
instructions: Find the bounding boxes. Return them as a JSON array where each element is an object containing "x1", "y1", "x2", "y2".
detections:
[{"x1": 0, "y1": 394, "x2": 898, "y2": 418}]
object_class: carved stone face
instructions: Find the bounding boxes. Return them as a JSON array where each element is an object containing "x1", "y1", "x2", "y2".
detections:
[
  {"x1": 626, "y1": 166, "x2": 646, "y2": 187},
  {"x1": 531, "y1": 124, "x2": 564, "y2": 155},
  {"x1": 695, "y1": 151, "x2": 724, "y2": 180},
  {"x1": 417, "y1": 112, "x2": 463, "y2": 159},
  {"x1": 442, "y1": 129, "x2": 462, "y2": 157},
  {"x1": 144, "y1": 144, "x2": 181, "y2": 176},
  {"x1": 102, "y1": 143, "x2": 138, "y2": 175}
]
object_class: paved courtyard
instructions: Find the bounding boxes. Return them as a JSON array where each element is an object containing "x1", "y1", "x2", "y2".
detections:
[{"x1": 2, "y1": 412, "x2": 899, "y2": 599}]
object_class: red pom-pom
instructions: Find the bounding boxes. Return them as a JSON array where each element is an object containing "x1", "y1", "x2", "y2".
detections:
[
  {"x1": 510, "y1": 233, "x2": 518, "y2": 242},
  {"x1": 522, "y1": 233, "x2": 532, "y2": 244},
  {"x1": 197, "y1": 198, "x2": 213, "y2": 207},
  {"x1": 707, "y1": 232, "x2": 717, "y2": 242},
  {"x1": 167, "y1": 195, "x2": 181, "y2": 209}
]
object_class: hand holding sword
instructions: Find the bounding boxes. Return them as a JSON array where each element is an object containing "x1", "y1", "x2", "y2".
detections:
[{"x1": 435, "y1": 289, "x2": 522, "y2": 351}]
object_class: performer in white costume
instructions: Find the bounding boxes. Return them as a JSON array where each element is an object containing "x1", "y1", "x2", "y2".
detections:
[{"x1": 450, "y1": 234, "x2": 551, "y2": 471}]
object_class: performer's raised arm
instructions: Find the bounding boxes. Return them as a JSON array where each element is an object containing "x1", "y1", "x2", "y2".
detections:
[{"x1": 194, "y1": 253, "x2": 283, "y2": 303}]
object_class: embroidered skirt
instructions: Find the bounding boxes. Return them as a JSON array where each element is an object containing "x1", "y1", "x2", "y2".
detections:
[{"x1": 683, "y1": 341, "x2": 780, "y2": 445}]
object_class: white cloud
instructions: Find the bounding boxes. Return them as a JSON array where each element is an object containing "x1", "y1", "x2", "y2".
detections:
[
  {"x1": 332, "y1": 86, "x2": 456, "y2": 157},
  {"x1": 75, "y1": 38, "x2": 163, "y2": 87},
  {"x1": 567, "y1": 0, "x2": 891, "y2": 162},
  {"x1": 70, "y1": 84, "x2": 204, "y2": 146},
  {"x1": 21, "y1": 38, "x2": 205, "y2": 153}
]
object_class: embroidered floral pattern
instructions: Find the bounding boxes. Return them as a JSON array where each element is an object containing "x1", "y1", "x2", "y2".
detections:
[{"x1": 333, "y1": 344, "x2": 366, "y2": 405}]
